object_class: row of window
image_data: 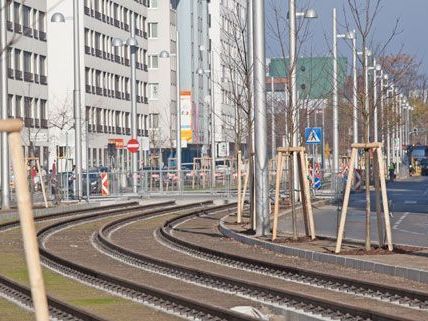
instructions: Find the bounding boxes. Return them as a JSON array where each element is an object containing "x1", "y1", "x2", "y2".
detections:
[
  {"x1": 6, "y1": 1, "x2": 46, "y2": 41},
  {"x1": 84, "y1": 28, "x2": 148, "y2": 71},
  {"x1": 7, "y1": 48, "x2": 47, "y2": 84},
  {"x1": 7, "y1": 95, "x2": 48, "y2": 128},
  {"x1": 85, "y1": 67, "x2": 153, "y2": 102},
  {"x1": 86, "y1": 106, "x2": 159, "y2": 136},
  {"x1": 84, "y1": 0, "x2": 148, "y2": 36}
]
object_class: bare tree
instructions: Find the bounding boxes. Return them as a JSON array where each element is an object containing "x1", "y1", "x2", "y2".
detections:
[{"x1": 266, "y1": 0, "x2": 330, "y2": 239}]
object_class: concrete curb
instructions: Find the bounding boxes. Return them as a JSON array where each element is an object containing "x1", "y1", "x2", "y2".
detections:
[{"x1": 219, "y1": 217, "x2": 428, "y2": 284}]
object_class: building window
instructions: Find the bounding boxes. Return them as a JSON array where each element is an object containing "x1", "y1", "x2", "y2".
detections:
[
  {"x1": 39, "y1": 12, "x2": 45, "y2": 32},
  {"x1": 149, "y1": 0, "x2": 158, "y2": 8},
  {"x1": 148, "y1": 23, "x2": 158, "y2": 38},
  {"x1": 8, "y1": 95, "x2": 13, "y2": 117},
  {"x1": 22, "y1": 6, "x2": 30, "y2": 28},
  {"x1": 148, "y1": 83, "x2": 159, "y2": 100},
  {"x1": 23, "y1": 51, "x2": 31, "y2": 73},
  {"x1": 39, "y1": 56, "x2": 46, "y2": 76},
  {"x1": 14, "y1": 49, "x2": 21, "y2": 71},
  {"x1": 40, "y1": 100, "x2": 46, "y2": 120},
  {"x1": 148, "y1": 54, "x2": 158, "y2": 69},
  {"x1": 15, "y1": 96, "x2": 22, "y2": 117}
]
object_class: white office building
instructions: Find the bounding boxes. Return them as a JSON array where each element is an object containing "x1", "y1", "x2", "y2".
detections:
[
  {"x1": 209, "y1": 0, "x2": 247, "y2": 157},
  {"x1": 5, "y1": 0, "x2": 49, "y2": 168},
  {"x1": 47, "y1": 0, "x2": 150, "y2": 172},
  {"x1": 146, "y1": 0, "x2": 177, "y2": 154}
]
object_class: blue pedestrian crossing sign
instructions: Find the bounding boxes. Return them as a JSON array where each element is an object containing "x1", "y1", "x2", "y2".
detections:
[
  {"x1": 305, "y1": 127, "x2": 322, "y2": 145},
  {"x1": 313, "y1": 177, "x2": 322, "y2": 189}
]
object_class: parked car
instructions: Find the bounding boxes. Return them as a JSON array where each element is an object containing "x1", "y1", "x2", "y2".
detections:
[{"x1": 420, "y1": 159, "x2": 428, "y2": 176}]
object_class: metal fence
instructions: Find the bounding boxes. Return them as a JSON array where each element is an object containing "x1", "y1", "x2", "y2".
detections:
[{"x1": 7, "y1": 165, "x2": 342, "y2": 205}]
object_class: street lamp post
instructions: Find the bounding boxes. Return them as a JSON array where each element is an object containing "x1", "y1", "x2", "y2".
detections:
[
  {"x1": 368, "y1": 61, "x2": 382, "y2": 142},
  {"x1": 289, "y1": 0, "x2": 318, "y2": 202},
  {"x1": 51, "y1": 8, "x2": 83, "y2": 200},
  {"x1": 112, "y1": 28, "x2": 139, "y2": 194},
  {"x1": 384, "y1": 74, "x2": 392, "y2": 167},
  {"x1": 160, "y1": 31, "x2": 181, "y2": 190},
  {"x1": 197, "y1": 48, "x2": 216, "y2": 189},
  {"x1": 271, "y1": 77, "x2": 276, "y2": 159},
  {"x1": 336, "y1": 28, "x2": 356, "y2": 157},
  {"x1": 253, "y1": 0, "x2": 269, "y2": 235},
  {"x1": 1, "y1": 0, "x2": 10, "y2": 209}
]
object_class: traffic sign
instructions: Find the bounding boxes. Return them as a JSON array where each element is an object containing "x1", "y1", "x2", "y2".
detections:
[
  {"x1": 313, "y1": 177, "x2": 321, "y2": 189},
  {"x1": 127, "y1": 139, "x2": 140, "y2": 153},
  {"x1": 305, "y1": 127, "x2": 322, "y2": 145}
]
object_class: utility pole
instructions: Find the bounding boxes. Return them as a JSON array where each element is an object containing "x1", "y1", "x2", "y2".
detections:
[
  {"x1": 1, "y1": 0, "x2": 10, "y2": 209},
  {"x1": 130, "y1": 14, "x2": 138, "y2": 194},
  {"x1": 73, "y1": 0, "x2": 83, "y2": 200},
  {"x1": 271, "y1": 77, "x2": 276, "y2": 158},
  {"x1": 253, "y1": 0, "x2": 269, "y2": 236},
  {"x1": 332, "y1": 8, "x2": 339, "y2": 193},
  {"x1": 289, "y1": 0, "x2": 299, "y2": 202},
  {"x1": 247, "y1": 0, "x2": 255, "y2": 230}
]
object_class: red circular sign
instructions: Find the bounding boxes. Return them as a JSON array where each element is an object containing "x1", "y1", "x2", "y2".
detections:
[{"x1": 127, "y1": 139, "x2": 140, "y2": 153}]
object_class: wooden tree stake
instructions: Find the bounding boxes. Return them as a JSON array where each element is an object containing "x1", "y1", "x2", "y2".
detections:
[{"x1": 7, "y1": 127, "x2": 49, "y2": 321}]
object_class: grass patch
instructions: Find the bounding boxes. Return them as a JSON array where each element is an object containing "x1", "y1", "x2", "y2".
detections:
[{"x1": 70, "y1": 297, "x2": 121, "y2": 306}]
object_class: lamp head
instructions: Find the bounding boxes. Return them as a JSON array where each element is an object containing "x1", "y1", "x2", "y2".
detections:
[
  {"x1": 112, "y1": 38, "x2": 124, "y2": 47},
  {"x1": 375, "y1": 64, "x2": 382, "y2": 71},
  {"x1": 304, "y1": 9, "x2": 318, "y2": 19},
  {"x1": 51, "y1": 12, "x2": 65, "y2": 23},
  {"x1": 345, "y1": 31, "x2": 355, "y2": 40},
  {"x1": 126, "y1": 37, "x2": 138, "y2": 47},
  {"x1": 159, "y1": 50, "x2": 170, "y2": 58}
]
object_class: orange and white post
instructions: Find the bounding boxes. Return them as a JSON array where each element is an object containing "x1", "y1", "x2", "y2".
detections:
[{"x1": 100, "y1": 172, "x2": 109, "y2": 196}]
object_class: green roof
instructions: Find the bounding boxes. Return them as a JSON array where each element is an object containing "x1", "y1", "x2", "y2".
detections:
[{"x1": 269, "y1": 57, "x2": 348, "y2": 99}]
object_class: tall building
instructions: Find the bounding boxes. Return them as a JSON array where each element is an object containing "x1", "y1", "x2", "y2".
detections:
[
  {"x1": 5, "y1": 0, "x2": 49, "y2": 168},
  {"x1": 209, "y1": 0, "x2": 248, "y2": 157},
  {"x1": 146, "y1": 0, "x2": 177, "y2": 158},
  {"x1": 47, "y1": 0, "x2": 149, "y2": 172},
  {"x1": 176, "y1": 0, "x2": 210, "y2": 161}
]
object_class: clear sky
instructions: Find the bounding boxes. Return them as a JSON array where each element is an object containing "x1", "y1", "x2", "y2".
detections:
[{"x1": 266, "y1": 0, "x2": 428, "y2": 75}]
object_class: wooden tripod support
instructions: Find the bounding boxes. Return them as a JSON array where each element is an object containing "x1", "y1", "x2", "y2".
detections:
[
  {"x1": 0, "y1": 120, "x2": 49, "y2": 321},
  {"x1": 272, "y1": 147, "x2": 316, "y2": 241},
  {"x1": 335, "y1": 143, "x2": 393, "y2": 254}
]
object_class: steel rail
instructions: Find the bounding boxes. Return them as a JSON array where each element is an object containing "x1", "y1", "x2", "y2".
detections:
[
  {"x1": 0, "y1": 274, "x2": 107, "y2": 321},
  {"x1": 0, "y1": 201, "x2": 159, "y2": 321},
  {"x1": 36, "y1": 202, "x2": 260, "y2": 321},
  {"x1": 157, "y1": 210, "x2": 428, "y2": 320}
]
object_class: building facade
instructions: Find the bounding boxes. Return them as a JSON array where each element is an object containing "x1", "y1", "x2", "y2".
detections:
[
  {"x1": 6, "y1": 0, "x2": 49, "y2": 168},
  {"x1": 176, "y1": 0, "x2": 210, "y2": 161},
  {"x1": 209, "y1": 0, "x2": 247, "y2": 157},
  {"x1": 47, "y1": 0, "x2": 150, "y2": 172},
  {"x1": 146, "y1": 0, "x2": 177, "y2": 157}
]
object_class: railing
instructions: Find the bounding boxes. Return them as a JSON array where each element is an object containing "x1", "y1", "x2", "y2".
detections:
[
  {"x1": 24, "y1": 72, "x2": 33, "y2": 82},
  {"x1": 40, "y1": 75, "x2": 47, "y2": 85},
  {"x1": 15, "y1": 70, "x2": 23, "y2": 80},
  {"x1": 39, "y1": 31, "x2": 47, "y2": 41},
  {"x1": 23, "y1": 26, "x2": 32, "y2": 37}
]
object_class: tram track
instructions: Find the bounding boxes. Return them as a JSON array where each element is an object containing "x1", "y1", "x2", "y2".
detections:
[
  {"x1": 154, "y1": 209, "x2": 428, "y2": 320},
  {"x1": 0, "y1": 201, "x2": 171, "y2": 321},
  {"x1": 0, "y1": 274, "x2": 107, "y2": 321},
  {"x1": 2, "y1": 199, "x2": 427, "y2": 321},
  {"x1": 36, "y1": 201, "x2": 262, "y2": 321}
]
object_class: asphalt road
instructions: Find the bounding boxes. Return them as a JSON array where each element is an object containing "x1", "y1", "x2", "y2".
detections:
[{"x1": 281, "y1": 175, "x2": 428, "y2": 247}]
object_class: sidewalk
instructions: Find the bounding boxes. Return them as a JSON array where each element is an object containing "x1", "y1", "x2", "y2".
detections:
[{"x1": 220, "y1": 215, "x2": 428, "y2": 284}]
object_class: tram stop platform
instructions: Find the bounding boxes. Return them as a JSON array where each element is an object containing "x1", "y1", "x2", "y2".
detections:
[{"x1": 219, "y1": 214, "x2": 428, "y2": 285}]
